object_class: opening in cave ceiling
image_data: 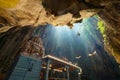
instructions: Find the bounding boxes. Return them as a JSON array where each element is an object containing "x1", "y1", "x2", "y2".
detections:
[
  {"x1": 0, "y1": 0, "x2": 120, "y2": 80},
  {"x1": 33, "y1": 16, "x2": 120, "y2": 80}
]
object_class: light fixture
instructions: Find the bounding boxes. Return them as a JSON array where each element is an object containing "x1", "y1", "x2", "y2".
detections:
[
  {"x1": 49, "y1": 64, "x2": 52, "y2": 68},
  {"x1": 63, "y1": 68, "x2": 66, "y2": 71}
]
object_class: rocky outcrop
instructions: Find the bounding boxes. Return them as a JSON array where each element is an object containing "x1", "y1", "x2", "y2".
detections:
[
  {"x1": 0, "y1": 0, "x2": 120, "y2": 79},
  {"x1": 0, "y1": 26, "x2": 34, "y2": 80},
  {"x1": 98, "y1": 2, "x2": 120, "y2": 64},
  {"x1": 21, "y1": 35, "x2": 45, "y2": 58},
  {"x1": 0, "y1": 0, "x2": 120, "y2": 65},
  {"x1": 0, "y1": 0, "x2": 117, "y2": 32}
]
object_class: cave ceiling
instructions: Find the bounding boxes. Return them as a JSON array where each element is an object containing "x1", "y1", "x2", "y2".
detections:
[
  {"x1": 0, "y1": 0, "x2": 119, "y2": 32},
  {"x1": 0, "y1": 0, "x2": 120, "y2": 64}
]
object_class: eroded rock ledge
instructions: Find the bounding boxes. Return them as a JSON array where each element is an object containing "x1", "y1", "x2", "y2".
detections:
[
  {"x1": 0, "y1": 0, "x2": 120, "y2": 63},
  {"x1": 98, "y1": 2, "x2": 120, "y2": 64},
  {"x1": 0, "y1": 0, "x2": 117, "y2": 32}
]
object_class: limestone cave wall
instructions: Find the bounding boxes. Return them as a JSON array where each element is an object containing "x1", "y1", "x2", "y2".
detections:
[
  {"x1": 98, "y1": 2, "x2": 120, "y2": 64},
  {"x1": 0, "y1": 0, "x2": 120, "y2": 79},
  {"x1": 0, "y1": 26, "x2": 34, "y2": 80},
  {"x1": 0, "y1": 0, "x2": 118, "y2": 32}
]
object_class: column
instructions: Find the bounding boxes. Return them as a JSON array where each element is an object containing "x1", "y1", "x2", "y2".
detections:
[
  {"x1": 66, "y1": 66, "x2": 69, "y2": 80},
  {"x1": 78, "y1": 72, "x2": 81, "y2": 80},
  {"x1": 45, "y1": 59, "x2": 50, "y2": 80},
  {"x1": 77, "y1": 69, "x2": 82, "y2": 80}
]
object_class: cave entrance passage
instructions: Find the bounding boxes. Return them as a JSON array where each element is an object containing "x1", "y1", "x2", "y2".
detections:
[{"x1": 41, "y1": 55, "x2": 82, "y2": 80}]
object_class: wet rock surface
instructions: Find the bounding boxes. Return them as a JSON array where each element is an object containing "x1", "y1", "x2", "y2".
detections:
[{"x1": 98, "y1": 2, "x2": 120, "y2": 64}]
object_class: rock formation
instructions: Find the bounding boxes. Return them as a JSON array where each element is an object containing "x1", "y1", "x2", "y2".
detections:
[
  {"x1": 98, "y1": 2, "x2": 120, "y2": 64},
  {"x1": 21, "y1": 35, "x2": 45, "y2": 58},
  {"x1": 0, "y1": 26, "x2": 34, "y2": 80},
  {"x1": 0, "y1": 0, "x2": 120, "y2": 79},
  {"x1": 0, "y1": 0, "x2": 114, "y2": 32}
]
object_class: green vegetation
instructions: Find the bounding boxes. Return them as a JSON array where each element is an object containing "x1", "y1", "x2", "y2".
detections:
[
  {"x1": 97, "y1": 16, "x2": 107, "y2": 43},
  {"x1": 97, "y1": 20, "x2": 105, "y2": 35}
]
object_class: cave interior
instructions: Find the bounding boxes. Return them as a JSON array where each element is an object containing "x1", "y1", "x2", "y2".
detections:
[{"x1": 0, "y1": 0, "x2": 120, "y2": 80}]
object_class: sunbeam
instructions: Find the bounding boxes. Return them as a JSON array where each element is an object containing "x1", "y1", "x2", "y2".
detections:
[{"x1": 36, "y1": 16, "x2": 120, "y2": 80}]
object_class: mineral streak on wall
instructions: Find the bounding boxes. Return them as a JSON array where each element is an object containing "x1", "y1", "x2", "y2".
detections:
[
  {"x1": 0, "y1": 0, "x2": 20, "y2": 8},
  {"x1": 0, "y1": 26, "x2": 34, "y2": 80}
]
